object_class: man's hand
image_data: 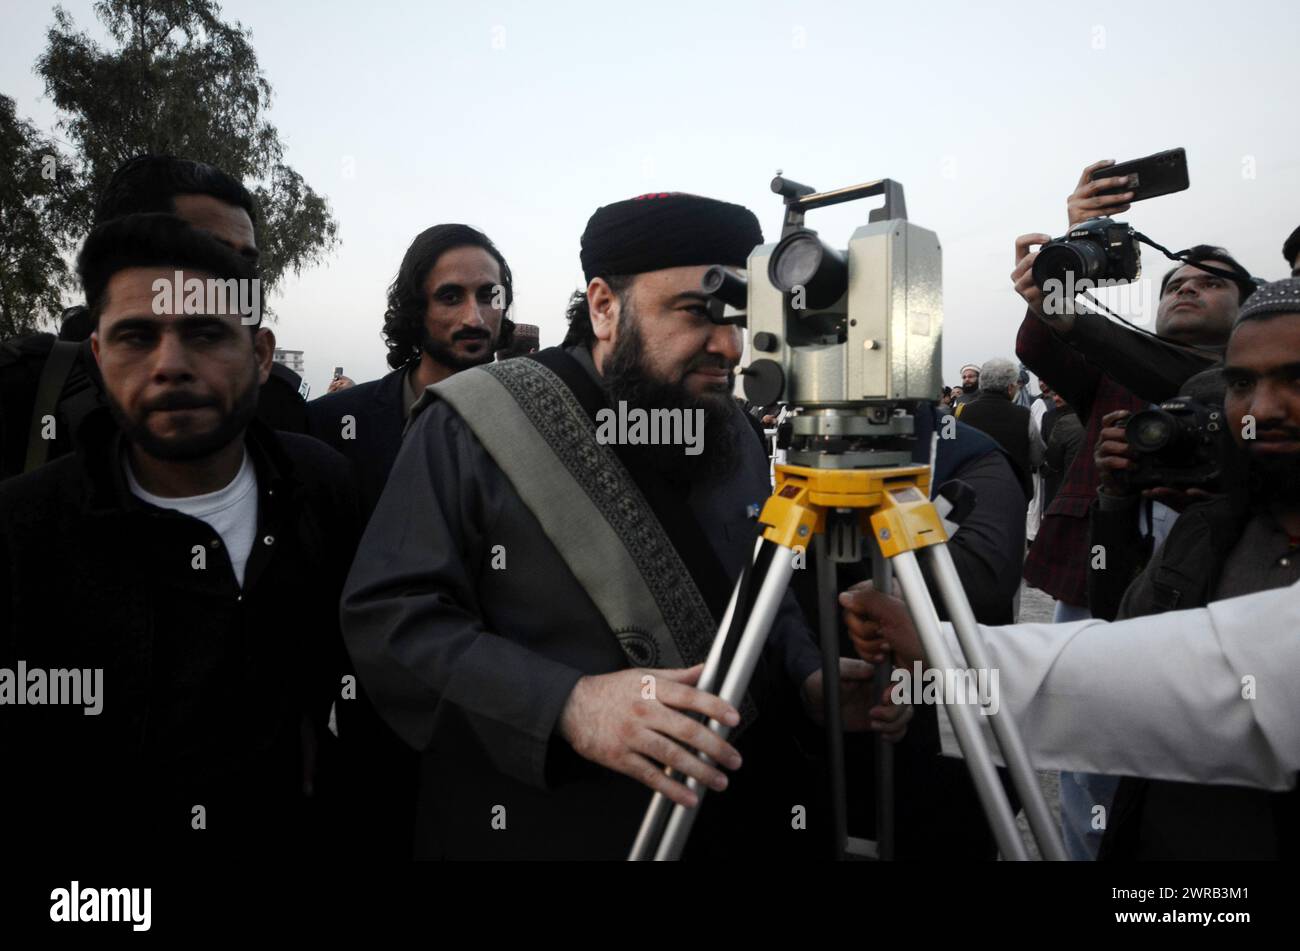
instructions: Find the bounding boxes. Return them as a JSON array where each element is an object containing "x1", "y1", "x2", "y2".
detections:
[
  {"x1": 839, "y1": 581, "x2": 923, "y2": 668},
  {"x1": 1067, "y1": 159, "x2": 1136, "y2": 227},
  {"x1": 1096, "y1": 410, "x2": 1221, "y2": 510},
  {"x1": 1140, "y1": 485, "x2": 1219, "y2": 513},
  {"x1": 327, "y1": 375, "x2": 355, "y2": 393},
  {"x1": 802, "y1": 659, "x2": 912, "y2": 741},
  {"x1": 1015, "y1": 160, "x2": 1139, "y2": 326},
  {"x1": 1012, "y1": 232, "x2": 1054, "y2": 321},
  {"x1": 1095, "y1": 409, "x2": 1137, "y2": 497},
  {"x1": 867, "y1": 683, "x2": 913, "y2": 742},
  {"x1": 557, "y1": 664, "x2": 742, "y2": 809}
]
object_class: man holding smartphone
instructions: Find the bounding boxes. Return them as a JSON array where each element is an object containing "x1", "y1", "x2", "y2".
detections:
[
  {"x1": 1010, "y1": 156, "x2": 1254, "y2": 858},
  {"x1": 847, "y1": 278, "x2": 1300, "y2": 859}
]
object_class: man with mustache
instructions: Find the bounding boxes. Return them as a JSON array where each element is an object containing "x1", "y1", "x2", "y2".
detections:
[
  {"x1": 952, "y1": 364, "x2": 980, "y2": 410},
  {"x1": 342, "y1": 193, "x2": 903, "y2": 859},
  {"x1": 1012, "y1": 161, "x2": 1256, "y2": 858},
  {"x1": 1012, "y1": 159, "x2": 1256, "y2": 627},
  {"x1": 1090, "y1": 277, "x2": 1300, "y2": 859},
  {"x1": 0, "y1": 214, "x2": 360, "y2": 854},
  {"x1": 843, "y1": 281, "x2": 1300, "y2": 860},
  {"x1": 306, "y1": 224, "x2": 514, "y2": 520},
  {"x1": 304, "y1": 223, "x2": 514, "y2": 858},
  {"x1": 1018, "y1": 243, "x2": 1252, "y2": 858},
  {"x1": 1, "y1": 154, "x2": 309, "y2": 481}
]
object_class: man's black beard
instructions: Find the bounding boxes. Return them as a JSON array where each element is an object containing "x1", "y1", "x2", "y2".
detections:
[
  {"x1": 421, "y1": 326, "x2": 496, "y2": 373},
  {"x1": 601, "y1": 308, "x2": 739, "y2": 484},
  {"x1": 106, "y1": 378, "x2": 259, "y2": 462},
  {"x1": 1241, "y1": 446, "x2": 1300, "y2": 509}
]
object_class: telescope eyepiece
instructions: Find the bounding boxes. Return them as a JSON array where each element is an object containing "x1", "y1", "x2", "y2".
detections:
[{"x1": 702, "y1": 266, "x2": 748, "y2": 310}]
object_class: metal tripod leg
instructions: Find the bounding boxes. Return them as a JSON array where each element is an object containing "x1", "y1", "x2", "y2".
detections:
[
  {"x1": 814, "y1": 533, "x2": 848, "y2": 859},
  {"x1": 890, "y1": 550, "x2": 1030, "y2": 860},
  {"x1": 870, "y1": 539, "x2": 895, "y2": 861},
  {"x1": 631, "y1": 478, "x2": 1058, "y2": 861},
  {"x1": 628, "y1": 540, "x2": 754, "y2": 861},
  {"x1": 842, "y1": 535, "x2": 897, "y2": 861},
  {"x1": 651, "y1": 546, "x2": 797, "y2": 861},
  {"x1": 923, "y1": 544, "x2": 1067, "y2": 860}
]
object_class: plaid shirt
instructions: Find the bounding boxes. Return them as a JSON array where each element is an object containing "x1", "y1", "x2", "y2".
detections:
[{"x1": 1017, "y1": 311, "x2": 1146, "y2": 606}]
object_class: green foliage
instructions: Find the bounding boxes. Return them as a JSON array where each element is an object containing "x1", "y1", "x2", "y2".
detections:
[
  {"x1": 11, "y1": 0, "x2": 339, "y2": 330},
  {"x1": 0, "y1": 95, "x2": 74, "y2": 337}
]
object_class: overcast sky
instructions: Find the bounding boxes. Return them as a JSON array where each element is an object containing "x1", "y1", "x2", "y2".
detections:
[{"x1": 4, "y1": 0, "x2": 1297, "y2": 395}]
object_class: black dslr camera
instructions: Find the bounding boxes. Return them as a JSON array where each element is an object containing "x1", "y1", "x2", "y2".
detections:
[
  {"x1": 1032, "y1": 147, "x2": 1196, "y2": 297},
  {"x1": 1032, "y1": 217, "x2": 1141, "y2": 291},
  {"x1": 1122, "y1": 397, "x2": 1226, "y2": 490}
]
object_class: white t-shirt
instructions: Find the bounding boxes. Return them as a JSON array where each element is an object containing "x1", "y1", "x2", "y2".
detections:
[
  {"x1": 1029, "y1": 397, "x2": 1049, "y2": 438},
  {"x1": 125, "y1": 449, "x2": 260, "y2": 587}
]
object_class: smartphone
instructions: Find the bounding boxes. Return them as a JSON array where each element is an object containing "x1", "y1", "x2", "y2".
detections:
[
  {"x1": 332, "y1": 366, "x2": 343, "y2": 380},
  {"x1": 1090, "y1": 147, "x2": 1189, "y2": 204}
]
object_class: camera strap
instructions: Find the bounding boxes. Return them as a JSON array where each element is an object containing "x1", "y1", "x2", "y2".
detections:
[
  {"x1": 1134, "y1": 231, "x2": 1260, "y2": 293},
  {"x1": 1072, "y1": 288, "x2": 1220, "y2": 358},
  {"x1": 1073, "y1": 231, "x2": 1255, "y2": 357}
]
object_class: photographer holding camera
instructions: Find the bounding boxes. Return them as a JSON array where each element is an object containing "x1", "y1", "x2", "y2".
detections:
[
  {"x1": 1012, "y1": 160, "x2": 1254, "y2": 624},
  {"x1": 1088, "y1": 278, "x2": 1300, "y2": 859},
  {"x1": 1086, "y1": 365, "x2": 1230, "y2": 621},
  {"x1": 1011, "y1": 158, "x2": 1255, "y2": 859},
  {"x1": 1014, "y1": 160, "x2": 1254, "y2": 402},
  {"x1": 844, "y1": 274, "x2": 1300, "y2": 860}
]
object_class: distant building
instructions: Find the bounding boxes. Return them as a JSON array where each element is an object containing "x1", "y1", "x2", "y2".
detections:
[{"x1": 274, "y1": 348, "x2": 305, "y2": 376}]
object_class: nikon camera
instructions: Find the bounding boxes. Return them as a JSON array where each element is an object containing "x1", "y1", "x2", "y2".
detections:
[
  {"x1": 1122, "y1": 397, "x2": 1226, "y2": 490},
  {"x1": 1031, "y1": 216, "x2": 1141, "y2": 291}
]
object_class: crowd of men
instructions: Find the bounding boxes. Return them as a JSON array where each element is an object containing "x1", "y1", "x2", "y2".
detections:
[{"x1": 0, "y1": 153, "x2": 1296, "y2": 861}]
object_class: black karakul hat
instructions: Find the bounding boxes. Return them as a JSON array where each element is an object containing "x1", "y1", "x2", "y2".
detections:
[{"x1": 580, "y1": 192, "x2": 763, "y2": 282}]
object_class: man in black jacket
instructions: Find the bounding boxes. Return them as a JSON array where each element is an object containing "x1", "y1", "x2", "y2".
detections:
[
  {"x1": 305, "y1": 224, "x2": 515, "y2": 520},
  {"x1": 955, "y1": 357, "x2": 1040, "y2": 499},
  {"x1": 1041, "y1": 392, "x2": 1084, "y2": 511},
  {"x1": 341, "y1": 193, "x2": 905, "y2": 859},
  {"x1": 1095, "y1": 278, "x2": 1300, "y2": 859},
  {"x1": 304, "y1": 223, "x2": 515, "y2": 857},
  {"x1": 0, "y1": 214, "x2": 359, "y2": 856},
  {"x1": 0, "y1": 155, "x2": 307, "y2": 482}
]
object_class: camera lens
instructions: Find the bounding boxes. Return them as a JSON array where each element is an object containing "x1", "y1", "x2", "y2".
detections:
[
  {"x1": 768, "y1": 230, "x2": 848, "y2": 310},
  {"x1": 772, "y1": 235, "x2": 821, "y2": 288},
  {"x1": 1127, "y1": 410, "x2": 1174, "y2": 453},
  {"x1": 1032, "y1": 238, "x2": 1109, "y2": 290}
]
